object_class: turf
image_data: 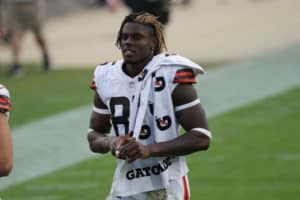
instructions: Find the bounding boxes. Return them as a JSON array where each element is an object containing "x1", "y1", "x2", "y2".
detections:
[
  {"x1": 188, "y1": 86, "x2": 300, "y2": 200},
  {"x1": 0, "y1": 64, "x2": 94, "y2": 128},
  {"x1": 1, "y1": 85, "x2": 299, "y2": 199},
  {"x1": 0, "y1": 62, "x2": 221, "y2": 128}
]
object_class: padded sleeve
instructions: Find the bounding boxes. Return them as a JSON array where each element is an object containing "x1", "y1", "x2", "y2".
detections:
[{"x1": 173, "y1": 68, "x2": 197, "y2": 84}]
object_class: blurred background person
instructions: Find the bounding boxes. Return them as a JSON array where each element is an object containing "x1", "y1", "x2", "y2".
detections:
[
  {"x1": 0, "y1": 84, "x2": 13, "y2": 177},
  {"x1": 0, "y1": 0, "x2": 6, "y2": 38},
  {"x1": 172, "y1": 0, "x2": 191, "y2": 5},
  {"x1": 123, "y1": 0, "x2": 171, "y2": 25},
  {"x1": 106, "y1": 0, "x2": 171, "y2": 26},
  {"x1": 0, "y1": 0, "x2": 8, "y2": 71},
  {"x1": 6, "y1": 0, "x2": 51, "y2": 77},
  {"x1": 0, "y1": 0, "x2": 11, "y2": 45},
  {"x1": 105, "y1": 0, "x2": 120, "y2": 12},
  {"x1": 0, "y1": 0, "x2": 4, "y2": 63}
]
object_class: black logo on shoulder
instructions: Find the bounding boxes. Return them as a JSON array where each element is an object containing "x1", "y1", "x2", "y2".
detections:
[{"x1": 154, "y1": 77, "x2": 165, "y2": 92}]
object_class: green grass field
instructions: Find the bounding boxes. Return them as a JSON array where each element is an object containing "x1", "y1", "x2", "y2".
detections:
[
  {"x1": 0, "y1": 64, "x2": 94, "y2": 128},
  {"x1": 0, "y1": 61, "x2": 221, "y2": 128},
  {"x1": 0, "y1": 63, "x2": 299, "y2": 199}
]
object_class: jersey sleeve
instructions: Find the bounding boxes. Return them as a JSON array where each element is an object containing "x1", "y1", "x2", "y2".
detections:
[
  {"x1": 167, "y1": 67, "x2": 200, "y2": 112},
  {"x1": 90, "y1": 64, "x2": 104, "y2": 90},
  {"x1": 89, "y1": 64, "x2": 111, "y2": 114},
  {"x1": 0, "y1": 84, "x2": 11, "y2": 114},
  {"x1": 90, "y1": 75, "x2": 96, "y2": 90},
  {"x1": 90, "y1": 62, "x2": 113, "y2": 90},
  {"x1": 173, "y1": 68, "x2": 197, "y2": 84}
]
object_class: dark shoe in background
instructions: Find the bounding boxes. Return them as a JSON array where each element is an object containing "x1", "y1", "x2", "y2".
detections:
[
  {"x1": 43, "y1": 54, "x2": 51, "y2": 72},
  {"x1": 8, "y1": 64, "x2": 23, "y2": 77}
]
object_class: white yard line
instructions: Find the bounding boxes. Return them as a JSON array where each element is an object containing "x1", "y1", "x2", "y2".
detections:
[
  {"x1": 198, "y1": 45, "x2": 300, "y2": 116},
  {"x1": 1, "y1": 45, "x2": 300, "y2": 190}
]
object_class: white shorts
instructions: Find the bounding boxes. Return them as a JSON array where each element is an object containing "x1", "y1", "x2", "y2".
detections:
[{"x1": 106, "y1": 175, "x2": 190, "y2": 200}]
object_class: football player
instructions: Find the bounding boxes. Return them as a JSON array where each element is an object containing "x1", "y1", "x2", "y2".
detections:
[
  {"x1": 0, "y1": 84, "x2": 13, "y2": 177},
  {"x1": 88, "y1": 12, "x2": 211, "y2": 200}
]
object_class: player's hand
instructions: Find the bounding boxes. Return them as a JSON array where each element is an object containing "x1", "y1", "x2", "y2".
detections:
[
  {"x1": 119, "y1": 140, "x2": 151, "y2": 163},
  {"x1": 111, "y1": 135, "x2": 134, "y2": 159}
]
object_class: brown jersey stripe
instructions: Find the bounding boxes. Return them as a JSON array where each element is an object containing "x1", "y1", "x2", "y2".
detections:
[
  {"x1": 173, "y1": 69, "x2": 196, "y2": 83},
  {"x1": 174, "y1": 74, "x2": 195, "y2": 80},
  {"x1": 173, "y1": 78, "x2": 197, "y2": 84}
]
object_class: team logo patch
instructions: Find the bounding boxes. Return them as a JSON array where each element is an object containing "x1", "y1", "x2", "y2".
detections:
[
  {"x1": 154, "y1": 77, "x2": 165, "y2": 91},
  {"x1": 139, "y1": 125, "x2": 151, "y2": 139},
  {"x1": 156, "y1": 116, "x2": 172, "y2": 131}
]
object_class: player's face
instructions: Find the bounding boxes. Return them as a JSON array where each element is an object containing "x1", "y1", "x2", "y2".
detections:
[{"x1": 120, "y1": 22, "x2": 156, "y2": 65}]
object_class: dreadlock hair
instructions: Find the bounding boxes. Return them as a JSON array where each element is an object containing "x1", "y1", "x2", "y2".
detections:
[{"x1": 116, "y1": 12, "x2": 167, "y2": 55}]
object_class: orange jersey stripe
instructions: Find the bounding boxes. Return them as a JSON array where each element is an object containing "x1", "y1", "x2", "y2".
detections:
[
  {"x1": 90, "y1": 82, "x2": 96, "y2": 90},
  {"x1": 0, "y1": 98, "x2": 10, "y2": 104},
  {"x1": 173, "y1": 69, "x2": 196, "y2": 84},
  {"x1": 0, "y1": 105, "x2": 11, "y2": 111},
  {"x1": 90, "y1": 75, "x2": 96, "y2": 90},
  {"x1": 173, "y1": 78, "x2": 196, "y2": 84},
  {"x1": 182, "y1": 176, "x2": 190, "y2": 200},
  {"x1": 175, "y1": 71, "x2": 194, "y2": 77}
]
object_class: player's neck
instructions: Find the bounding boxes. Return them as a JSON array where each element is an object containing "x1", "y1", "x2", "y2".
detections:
[{"x1": 123, "y1": 56, "x2": 153, "y2": 77}]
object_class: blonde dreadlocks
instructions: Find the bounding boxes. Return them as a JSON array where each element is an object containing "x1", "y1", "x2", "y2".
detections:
[{"x1": 116, "y1": 12, "x2": 167, "y2": 55}]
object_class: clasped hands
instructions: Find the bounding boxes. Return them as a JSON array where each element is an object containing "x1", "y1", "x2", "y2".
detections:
[{"x1": 111, "y1": 135, "x2": 151, "y2": 163}]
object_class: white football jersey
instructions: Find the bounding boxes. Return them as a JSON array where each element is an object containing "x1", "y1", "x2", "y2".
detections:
[{"x1": 92, "y1": 53, "x2": 204, "y2": 197}]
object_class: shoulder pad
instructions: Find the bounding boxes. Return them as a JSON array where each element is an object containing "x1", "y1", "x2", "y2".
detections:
[
  {"x1": 98, "y1": 61, "x2": 117, "y2": 67},
  {"x1": 157, "y1": 53, "x2": 205, "y2": 75}
]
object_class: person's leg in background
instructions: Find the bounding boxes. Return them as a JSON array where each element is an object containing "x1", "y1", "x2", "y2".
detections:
[
  {"x1": 33, "y1": 29, "x2": 50, "y2": 72},
  {"x1": 34, "y1": 0, "x2": 51, "y2": 72},
  {"x1": 7, "y1": 2, "x2": 26, "y2": 77},
  {"x1": 9, "y1": 30, "x2": 24, "y2": 76}
]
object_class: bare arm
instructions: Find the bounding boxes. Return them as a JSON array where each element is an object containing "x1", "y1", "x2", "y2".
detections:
[
  {"x1": 0, "y1": 84, "x2": 13, "y2": 177},
  {"x1": 0, "y1": 114, "x2": 13, "y2": 176},
  {"x1": 87, "y1": 92, "x2": 115, "y2": 154},
  {"x1": 149, "y1": 83, "x2": 210, "y2": 156},
  {"x1": 122, "y1": 83, "x2": 211, "y2": 162},
  {"x1": 87, "y1": 92, "x2": 131, "y2": 156}
]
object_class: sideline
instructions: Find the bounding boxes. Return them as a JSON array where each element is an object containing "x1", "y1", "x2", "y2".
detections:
[
  {"x1": 1, "y1": 0, "x2": 299, "y2": 67},
  {"x1": 1, "y1": 45, "x2": 300, "y2": 190}
]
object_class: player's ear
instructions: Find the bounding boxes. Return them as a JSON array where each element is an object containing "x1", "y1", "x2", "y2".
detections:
[{"x1": 150, "y1": 37, "x2": 157, "y2": 53}]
